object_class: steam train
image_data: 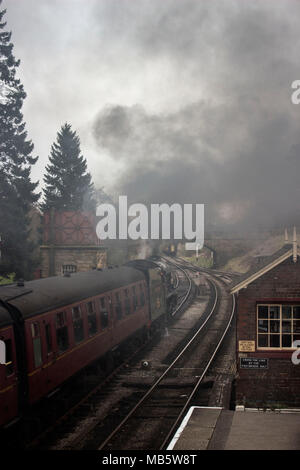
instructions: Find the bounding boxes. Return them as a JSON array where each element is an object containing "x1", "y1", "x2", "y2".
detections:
[
  {"x1": 0, "y1": 260, "x2": 168, "y2": 428},
  {"x1": 163, "y1": 243, "x2": 177, "y2": 257}
]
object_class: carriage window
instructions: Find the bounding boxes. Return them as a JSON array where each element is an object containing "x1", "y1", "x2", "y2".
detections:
[
  {"x1": 4, "y1": 339, "x2": 13, "y2": 376},
  {"x1": 72, "y1": 306, "x2": 84, "y2": 343},
  {"x1": 101, "y1": 310, "x2": 109, "y2": 329},
  {"x1": 56, "y1": 311, "x2": 69, "y2": 353},
  {"x1": 115, "y1": 292, "x2": 123, "y2": 320},
  {"x1": 132, "y1": 286, "x2": 138, "y2": 311},
  {"x1": 140, "y1": 284, "x2": 145, "y2": 307},
  {"x1": 0, "y1": 340, "x2": 5, "y2": 365},
  {"x1": 87, "y1": 301, "x2": 97, "y2": 336},
  {"x1": 108, "y1": 296, "x2": 113, "y2": 316},
  {"x1": 45, "y1": 324, "x2": 52, "y2": 354},
  {"x1": 99, "y1": 297, "x2": 109, "y2": 329},
  {"x1": 31, "y1": 322, "x2": 42, "y2": 368},
  {"x1": 124, "y1": 289, "x2": 131, "y2": 315},
  {"x1": 87, "y1": 301, "x2": 95, "y2": 314}
]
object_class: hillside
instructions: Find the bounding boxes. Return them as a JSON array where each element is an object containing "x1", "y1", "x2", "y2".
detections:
[{"x1": 221, "y1": 233, "x2": 288, "y2": 273}]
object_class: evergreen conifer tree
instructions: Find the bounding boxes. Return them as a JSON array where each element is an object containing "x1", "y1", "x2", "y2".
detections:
[
  {"x1": 0, "y1": 1, "x2": 39, "y2": 279},
  {"x1": 42, "y1": 123, "x2": 95, "y2": 212}
]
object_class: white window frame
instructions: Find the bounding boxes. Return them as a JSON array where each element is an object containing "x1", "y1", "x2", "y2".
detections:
[{"x1": 257, "y1": 304, "x2": 300, "y2": 350}]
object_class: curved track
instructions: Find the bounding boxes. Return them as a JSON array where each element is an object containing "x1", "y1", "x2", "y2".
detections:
[
  {"x1": 26, "y1": 256, "x2": 236, "y2": 451},
  {"x1": 165, "y1": 260, "x2": 193, "y2": 317},
  {"x1": 25, "y1": 256, "x2": 196, "y2": 450},
  {"x1": 96, "y1": 257, "x2": 235, "y2": 450}
]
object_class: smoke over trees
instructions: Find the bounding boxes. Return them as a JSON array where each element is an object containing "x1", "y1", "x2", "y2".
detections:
[{"x1": 1, "y1": 0, "x2": 300, "y2": 267}]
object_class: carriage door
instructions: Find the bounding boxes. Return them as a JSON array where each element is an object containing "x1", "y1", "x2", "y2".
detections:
[
  {"x1": 0, "y1": 329, "x2": 18, "y2": 423},
  {"x1": 42, "y1": 320, "x2": 53, "y2": 391}
]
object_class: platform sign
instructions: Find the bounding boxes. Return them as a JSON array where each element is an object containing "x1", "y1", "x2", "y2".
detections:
[
  {"x1": 240, "y1": 357, "x2": 268, "y2": 369},
  {"x1": 239, "y1": 340, "x2": 255, "y2": 352}
]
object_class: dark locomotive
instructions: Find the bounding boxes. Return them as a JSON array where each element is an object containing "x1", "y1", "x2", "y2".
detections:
[{"x1": 0, "y1": 261, "x2": 168, "y2": 428}]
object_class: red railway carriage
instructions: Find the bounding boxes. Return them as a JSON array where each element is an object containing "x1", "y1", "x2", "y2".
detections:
[
  {"x1": 0, "y1": 306, "x2": 18, "y2": 427},
  {"x1": 0, "y1": 266, "x2": 151, "y2": 426}
]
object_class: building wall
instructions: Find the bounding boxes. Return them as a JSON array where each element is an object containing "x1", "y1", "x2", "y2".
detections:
[
  {"x1": 40, "y1": 246, "x2": 107, "y2": 278},
  {"x1": 39, "y1": 210, "x2": 107, "y2": 278},
  {"x1": 236, "y1": 257, "x2": 300, "y2": 407}
]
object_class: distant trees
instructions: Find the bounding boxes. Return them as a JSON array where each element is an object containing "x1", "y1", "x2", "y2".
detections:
[
  {"x1": 41, "y1": 123, "x2": 96, "y2": 212},
  {"x1": 0, "y1": 2, "x2": 39, "y2": 279}
]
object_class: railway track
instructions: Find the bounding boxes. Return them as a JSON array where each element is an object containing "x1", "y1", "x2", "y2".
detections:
[
  {"x1": 160, "y1": 256, "x2": 193, "y2": 317},
  {"x1": 25, "y1": 340, "x2": 149, "y2": 450},
  {"x1": 24, "y1": 256, "x2": 197, "y2": 450},
  {"x1": 25, "y1": 257, "x2": 235, "y2": 450},
  {"x1": 93, "y1": 260, "x2": 235, "y2": 450}
]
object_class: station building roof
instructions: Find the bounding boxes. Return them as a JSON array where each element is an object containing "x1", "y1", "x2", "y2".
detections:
[{"x1": 230, "y1": 243, "x2": 299, "y2": 294}]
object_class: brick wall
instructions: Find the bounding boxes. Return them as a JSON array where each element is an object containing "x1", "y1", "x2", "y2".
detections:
[{"x1": 236, "y1": 257, "x2": 300, "y2": 407}]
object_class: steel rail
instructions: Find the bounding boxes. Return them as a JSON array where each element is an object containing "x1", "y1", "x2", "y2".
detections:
[
  {"x1": 27, "y1": 257, "x2": 194, "y2": 450},
  {"x1": 160, "y1": 256, "x2": 193, "y2": 317},
  {"x1": 26, "y1": 334, "x2": 151, "y2": 450},
  {"x1": 161, "y1": 290, "x2": 236, "y2": 450},
  {"x1": 97, "y1": 276, "x2": 218, "y2": 450}
]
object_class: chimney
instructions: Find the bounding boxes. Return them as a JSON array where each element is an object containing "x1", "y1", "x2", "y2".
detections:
[
  {"x1": 284, "y1": 228, "x2": 289, "y2": 244},
  {"x1": 293, "y1": 226, "x2": 297, "y2": 263}
]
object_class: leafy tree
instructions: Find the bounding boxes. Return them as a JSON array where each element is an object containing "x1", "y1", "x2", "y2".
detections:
[
  {"x1": 41, "y1": 123, "x2": 95, "y2": 212},
  {"x1": 0, "y1": 1, "x2": 39, "y2": 279}
]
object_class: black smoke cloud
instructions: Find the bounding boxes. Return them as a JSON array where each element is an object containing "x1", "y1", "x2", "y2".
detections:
[
  {"x1": 7, "y1": 0, "x2": 300, "y2": 231},
  {"x1": 93, "y1": 98, "x2": 300, "y2": 230},
  {"x1": 91, "y1": 0, "x2": 300, "y2": 231}
]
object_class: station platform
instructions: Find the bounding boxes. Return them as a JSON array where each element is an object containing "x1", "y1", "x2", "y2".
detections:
[{"x1": 167, "y1": 406, "x2": 300, "y2": 450}]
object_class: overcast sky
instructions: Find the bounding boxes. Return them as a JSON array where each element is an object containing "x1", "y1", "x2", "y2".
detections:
[{"x1": 4, "y1": 0, "x2": 300, "y2": 229}]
